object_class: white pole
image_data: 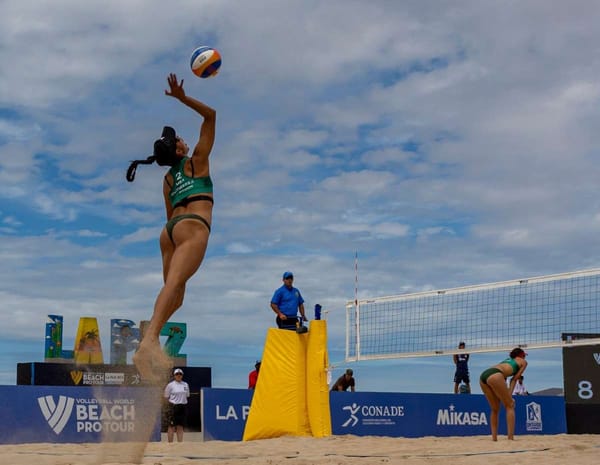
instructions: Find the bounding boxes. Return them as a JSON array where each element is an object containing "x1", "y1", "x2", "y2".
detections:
[{"x1": 355, "y1": 251, "x2": 360, "y2": 360}]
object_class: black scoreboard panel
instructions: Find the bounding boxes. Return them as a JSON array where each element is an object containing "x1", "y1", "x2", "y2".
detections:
[
  {"x1": 564, "y1": 404, "x2": 600, "y2": 433},
  {"x1": 563, "y1": 344, "x2": 600, "y2": 434},
  {"x1": 562, "y1": 345, "x2": 600, "y2": 404}
]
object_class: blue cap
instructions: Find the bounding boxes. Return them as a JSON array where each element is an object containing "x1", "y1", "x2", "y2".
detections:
[{"x1": 283, "y1": 271, "x2": 294, "y2": 279}]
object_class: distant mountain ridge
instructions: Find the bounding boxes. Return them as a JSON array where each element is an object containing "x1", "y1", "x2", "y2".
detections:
[{"x1": 531, "y1": 387, "x2": 563, "y2": 396}]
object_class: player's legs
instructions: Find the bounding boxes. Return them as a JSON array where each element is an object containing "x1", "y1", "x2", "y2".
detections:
[
  {"x1": 487, "y1": 374, "x2": 516, "y2": 439},
  {"x1": 486, "y1": 373, "x2": 515, "y2": 439},
  {"x1": 134, "y1": 222, "x2": 208, "y2": 381},
  {"x1": 480, "y1": 375, "x2": 502, "y2": 441},
  {"x1": 157, "y1": 220, "x2": 208, "y2": 323}
]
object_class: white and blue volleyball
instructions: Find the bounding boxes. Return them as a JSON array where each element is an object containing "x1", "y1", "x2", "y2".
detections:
[{"x1": 190, "y1": 46, "x2": 222, "y2": 78}]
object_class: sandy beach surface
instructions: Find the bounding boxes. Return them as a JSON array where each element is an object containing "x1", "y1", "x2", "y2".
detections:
[{"x1": 1, "y1": 433, "x2": 598, "y2": 465}]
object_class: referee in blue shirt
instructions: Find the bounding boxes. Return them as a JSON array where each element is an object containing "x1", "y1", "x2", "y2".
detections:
[{"x1": 270, "y1": 271, "x2": 307, "y2": 329}]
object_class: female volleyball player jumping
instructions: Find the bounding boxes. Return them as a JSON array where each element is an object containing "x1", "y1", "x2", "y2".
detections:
[{"x1": 127, "y1": 73, "x2": 216, "y2": 381}]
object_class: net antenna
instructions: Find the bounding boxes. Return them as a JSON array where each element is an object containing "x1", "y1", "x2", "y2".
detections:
[
  {"x1": 345, "y1": 268, "x2": 600, "y2": 362},
  {"x1": 352, "y1": 251, "x2": 360, "y2": 358}
]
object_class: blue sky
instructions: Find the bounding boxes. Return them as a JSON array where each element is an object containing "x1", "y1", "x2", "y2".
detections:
[{"x1": 1, "y1": 1, "x2": 600, "y2": 395}]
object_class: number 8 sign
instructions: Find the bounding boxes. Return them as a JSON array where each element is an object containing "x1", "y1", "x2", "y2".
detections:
[{"x1": 563, "y1": 345, "x2": 600, "y2": 404}]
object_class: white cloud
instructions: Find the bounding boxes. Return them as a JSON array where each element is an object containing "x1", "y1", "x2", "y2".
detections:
[
  {"x1": 226, "y1": 242, "x2": 254, "y2": 254},
  {"x1": 2, "y1": 216, "x2": 22, "y2": 227},
  {"x1": 120, "y1": 227, "x2": 161, "y2": 244}
]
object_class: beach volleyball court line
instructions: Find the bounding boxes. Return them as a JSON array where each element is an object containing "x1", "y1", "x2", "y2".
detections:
[
  {"x1": 145, "y1": 453, "x2": 251, "y2": 460},
  {"x1": 318, "y1": 448, "x2": 552, "y2": 459},
  {"x1": 14, "y1": 450, "x2": 252, "y2": 461},
  {"x1": 154, "y1": 448, "x2": 556, "y2": 461},
  {"x1": 321, "y1": 453, "x2": 390, "y2": 458},
  {"x1": 15, "y1": 443, "x2": 600, "y2": 461},
  {"x1": 406, "y1": 447, "x2": 551, "y2": 458}
]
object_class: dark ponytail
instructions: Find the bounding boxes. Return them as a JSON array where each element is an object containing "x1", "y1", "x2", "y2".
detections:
[
  {"x1": 126, "y1": 155, "x2": 156, "y2": 182},
  {"x1": 126, "y1": 126, "x2": 180, "y2": 182}
]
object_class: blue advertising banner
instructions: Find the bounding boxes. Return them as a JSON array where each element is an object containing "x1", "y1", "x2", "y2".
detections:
[
  {"x1": 329, "y1": 392, "x2": 566, "y2": 437},
  {"x1": 201, "y1": 388, "x2": 253, "y2": 440},
  {"x1": 201, "y1": 388, "x2": 566, "y2": 441},
  {"x1": 0, "y1": 385, "x2": 161, "y2": 444}
]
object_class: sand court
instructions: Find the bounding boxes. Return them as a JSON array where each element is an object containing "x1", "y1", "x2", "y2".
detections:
[{"x1": 1, "y1": 434, "x2": 599, "y2": 465}]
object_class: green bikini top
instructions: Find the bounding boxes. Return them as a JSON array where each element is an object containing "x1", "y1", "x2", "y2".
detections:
[
  {"x1": 167, "y1": 158, "x2": 213, "y2": 208},
  {"x1": 501, "y1": 357, "x2": 520, "y2": 375}
]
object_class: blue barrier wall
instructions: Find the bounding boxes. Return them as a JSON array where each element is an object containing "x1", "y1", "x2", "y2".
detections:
[
  {"x1": 201, "y1": 388, "x2": 566, "y2": 441},
  {"x1": 201, "y1": 388, "x2": 253, "y2": 440},
  {"x1": 0, "y1": 385, "x2": 161, "y2": 444},
  {"x1": 1, "y1": 385, "x2": 566, "y2": 444},
  {"x1": 330, "y1": 391, "x2": 565, "y2": 437}
]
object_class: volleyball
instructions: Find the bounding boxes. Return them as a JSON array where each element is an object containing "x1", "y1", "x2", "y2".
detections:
[{"x1": 190, "y1": 46, "x2": 222, "y2": 78}]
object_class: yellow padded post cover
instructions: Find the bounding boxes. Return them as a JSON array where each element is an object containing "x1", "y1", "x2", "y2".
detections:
[
  {"x1": 243, "y1": 321, "x2": 332, "y2": 441},
  {"x1": 243, "y1": 328, "x2": 310, "y2": 440},
  {"x1": 306, "y1": 320, "x2": 332, "y2": 437}
]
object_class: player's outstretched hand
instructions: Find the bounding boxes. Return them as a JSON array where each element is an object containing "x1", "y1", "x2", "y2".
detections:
[{"x1": 165, "y1": 73, "x2": 186, "y2": 100}]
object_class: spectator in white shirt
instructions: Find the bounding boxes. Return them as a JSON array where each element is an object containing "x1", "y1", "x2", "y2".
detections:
[
  {"x1": 512, "y1": 375, "x2": 529, "y2": 396},
  {"x1": 164, "y1": 368, "x2": 190, "y2": 442}
]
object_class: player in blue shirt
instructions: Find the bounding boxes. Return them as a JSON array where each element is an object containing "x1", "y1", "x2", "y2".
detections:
[{"x1": 453, "y1": 341, "x2": 471, "y2": 393}]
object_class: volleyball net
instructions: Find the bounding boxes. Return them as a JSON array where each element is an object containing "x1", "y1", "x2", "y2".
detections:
[{"x1": 345, "y1": 268, "x2": 600, "y2": 361}]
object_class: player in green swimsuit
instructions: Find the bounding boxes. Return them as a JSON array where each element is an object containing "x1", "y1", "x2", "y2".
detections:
[
  {"x1": 479, "y1": 347, "x2": 528, "y2": 441},
  {"x1": 126, "y1": 73, "x2": 216, "y2": 382}
]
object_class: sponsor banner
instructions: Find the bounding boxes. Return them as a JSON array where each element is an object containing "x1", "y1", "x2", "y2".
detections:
[
  {"x1": 17, "y1": 362, "x2": 143, "y2": 387},
  {"x1": 330, "y1": 392, "x2": 566, "y2": 437},
  {"x1": 201, "y1": 388, "x2": 253, "y2": 441},
  {"x1": 201, "y1": 389, "x2": 566, "y2": 441},
  {"x1": 0, "y1": 385, "x2": 161, "y2": 444},
  {"x1": 331, "y1": 392, "x2": 488, "y2": 437}
]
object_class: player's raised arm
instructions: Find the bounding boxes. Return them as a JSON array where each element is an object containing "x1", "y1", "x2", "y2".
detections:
[{"x1": 165, "y1": 73, "x2": 215, "y2": 160}]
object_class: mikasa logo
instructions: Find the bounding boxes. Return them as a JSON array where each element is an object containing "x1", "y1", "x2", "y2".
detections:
[
  {"x1": 436, "y1": 404, "x2": 488, "y2": 425},
  {"x1": 38, "y1": 395, "x2": 75, "y2": 434}
]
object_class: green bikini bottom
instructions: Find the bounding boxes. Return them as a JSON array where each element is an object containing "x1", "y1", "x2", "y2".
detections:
[
  {"x1": 479, "y1": 367, "x2": 503, "y2": 385},
  {"x1": 165, "y1": 214, "x2": 211, "y2": 243}
]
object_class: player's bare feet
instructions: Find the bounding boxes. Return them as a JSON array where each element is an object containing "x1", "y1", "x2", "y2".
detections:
[{"x1": 133, "y1": 340, "x2": 173, "y2": 384}]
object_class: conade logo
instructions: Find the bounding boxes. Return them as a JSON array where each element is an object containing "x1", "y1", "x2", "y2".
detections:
[{"x1": 37, "y1": 395, "x2": 75, "y2": 434}]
